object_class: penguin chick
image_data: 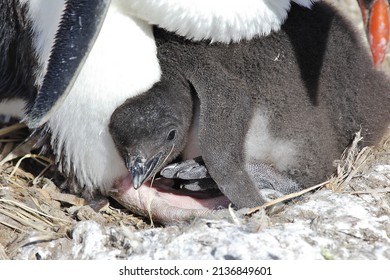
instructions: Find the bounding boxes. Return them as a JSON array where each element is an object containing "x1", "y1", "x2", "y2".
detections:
[
  {"x1": 110, "y1": 2, "x2": 390, "y2": 210},
  {"x1": 109, "y1": 79, "x2": 235, "y2": 221},
  {"x1": 109, "y1": 79, "x2": 194, "y2": 189},
  {"x1": 110, "y1": 81, "x2": 301, "y2": 208}
]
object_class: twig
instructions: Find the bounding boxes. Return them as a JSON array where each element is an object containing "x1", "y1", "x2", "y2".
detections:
[
  {"x1": 0, "y1": 123, "x2": 26, "y2": 137},
  {"x1": 246, "y1": 180, "x2": 330, "y2": 215}
]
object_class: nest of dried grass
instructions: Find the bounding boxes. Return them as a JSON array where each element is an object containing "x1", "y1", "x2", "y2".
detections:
[{"x1": 0, "y1": 122, "x2": 151, "y2": 259}]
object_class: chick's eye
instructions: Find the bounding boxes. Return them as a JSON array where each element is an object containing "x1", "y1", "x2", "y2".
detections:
[{"x1": 167, "y1": 129, "x2": 176, "y2": 141}]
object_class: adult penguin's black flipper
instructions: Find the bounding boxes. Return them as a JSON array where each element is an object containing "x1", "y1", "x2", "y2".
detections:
[{"x1": 26, "y1": 0, "x2": 111, "y2": 128}]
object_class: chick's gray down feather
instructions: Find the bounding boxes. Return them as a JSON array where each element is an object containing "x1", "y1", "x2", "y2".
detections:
[{"x1": 110, "y1": 2, "x2": 390, "y2": 208}]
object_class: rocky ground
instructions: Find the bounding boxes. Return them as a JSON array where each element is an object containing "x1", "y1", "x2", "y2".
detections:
[{"x1": 0, "y1": 0, "x2": 389, "y2": 260}]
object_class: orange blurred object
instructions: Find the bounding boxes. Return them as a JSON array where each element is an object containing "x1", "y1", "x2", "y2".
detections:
[{"x1": 359, "y1": 0, "x2": 390, "y2": 67}]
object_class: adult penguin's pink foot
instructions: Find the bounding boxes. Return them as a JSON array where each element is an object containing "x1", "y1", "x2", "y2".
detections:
[{"x1": 110, "y1": 175, "x2": 231, "y2": 224}]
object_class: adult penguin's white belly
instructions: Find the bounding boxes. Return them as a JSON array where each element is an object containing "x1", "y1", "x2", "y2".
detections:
[{"x1": 47, "y1": 4, "x2": 162, "y2": 196}]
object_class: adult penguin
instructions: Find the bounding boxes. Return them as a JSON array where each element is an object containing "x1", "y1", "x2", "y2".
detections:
[
  {"x1": 109, "y1": 1, "x2": 390, "y2": 222},
  {"x1": 0, "y1": 0, "x2": 318, "y2": 220}
]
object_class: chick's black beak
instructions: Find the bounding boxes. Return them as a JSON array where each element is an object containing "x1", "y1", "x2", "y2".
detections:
[{"x1": 124, "y1": 152, "x2": 162, "y2": 189}]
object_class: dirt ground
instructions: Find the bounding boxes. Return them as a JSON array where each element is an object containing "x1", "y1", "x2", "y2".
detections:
[{"x1": 0, "y1": 0, "x2": 389, "y2": 260}]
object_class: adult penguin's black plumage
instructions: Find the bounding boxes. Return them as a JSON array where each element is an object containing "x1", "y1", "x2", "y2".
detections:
[
  {"x1": 0, "y1": 0, "x2": 110, "y2": 123},
  {"x1": 110, "y1": 2, "x2": 390, "y2": 209}
]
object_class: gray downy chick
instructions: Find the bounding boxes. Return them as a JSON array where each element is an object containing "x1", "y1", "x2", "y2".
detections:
[
  {"x1": 109, "y1": 80, "x2": 194, "y2": 190},
  {"x1": 109, "y1": 2, "x2": 390, "y2": 209}
]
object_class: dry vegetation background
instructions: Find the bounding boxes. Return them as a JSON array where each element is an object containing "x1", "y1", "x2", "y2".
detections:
[{"x1": 0, "y1": 0, "x2": 389, "y2": 259}]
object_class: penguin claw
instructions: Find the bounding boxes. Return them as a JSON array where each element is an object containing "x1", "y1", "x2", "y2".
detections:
[
  {"x1": 177, "y1": 178, "x2": 219, "y2": 192},
  {"x1": 358, "y1": 0, "x2": 390, "y2": 67},
  {"x1": 160, "y1": 157, "x2": 210, "y2": 180}
]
